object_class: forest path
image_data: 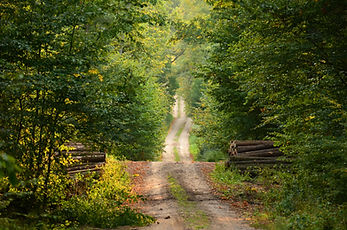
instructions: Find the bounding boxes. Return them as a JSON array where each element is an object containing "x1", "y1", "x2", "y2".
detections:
[{"x1": 120, "y1": 97, "x2": 254, "y2": 230}]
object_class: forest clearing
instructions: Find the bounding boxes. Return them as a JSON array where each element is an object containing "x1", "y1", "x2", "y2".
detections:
[{"x1": 0, "y1": 0, "x2": 346, "y2": 229}]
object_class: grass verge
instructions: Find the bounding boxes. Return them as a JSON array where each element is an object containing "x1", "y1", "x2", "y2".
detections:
[
  {"x1": 168, "y1": 175, "x2": 209, "y2": 229},
  {"x1": 209, "y1": 163, "x2": 347, "y2": 230},
  {"x1": 175, "y1": 125, "x2": 185, "y2": 142},
  {"x1": 165, "y1": 113, "x2": 174, "y2": 131},
  {"x1": 210, "y1": 163, "x2": 259, "y2": 203},
  {"x1": 56, "y1": 158, "x2": 155, "y2": 228},
  {"x1": 0, "y1": 158, "x2": 154, "y2": 229},
  {"x1": 209, "y1": 163, "x2": 271, "y2": 228},
  {"x1": 189, "y1": 135, "x2": 199, "y2": 161}
]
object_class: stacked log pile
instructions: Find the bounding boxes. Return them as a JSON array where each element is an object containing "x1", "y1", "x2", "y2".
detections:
[
  {"x1": 226, "y1": 140, "x2": 289, "y2": 170},
  {"x1": 64, "y1": 143, "x2": 106, "y2": 175}
]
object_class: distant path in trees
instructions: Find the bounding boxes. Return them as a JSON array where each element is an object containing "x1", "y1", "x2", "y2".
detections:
[
  {"x1": 162, "y1": 96, "x2": 192, "y2": 162},
  {"x1": 121, "y1": 97, "x2": 254, "y2": 230}
]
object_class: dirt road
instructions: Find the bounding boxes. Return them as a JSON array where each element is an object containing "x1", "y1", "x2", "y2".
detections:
[{"x1": 124, "y1": 98, "x2": 255, "y2": 230}]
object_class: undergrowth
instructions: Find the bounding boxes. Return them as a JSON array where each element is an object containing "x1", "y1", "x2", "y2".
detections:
[
  {"x1": 188, "y1": 131, "x2": 226, "y2": 162},
  {"x1": 210, "y1": 163, "x2": 261, "y2": 203},
  {"x1": 0, "y1": 157, "x2": 154, "y2": 229},
  {"x1": 55, "y1": 158, "x2": 154, "y2": 228},
  {"x1": 198, "y1": 149, "x2": 226, "y2": 162},
  {"x1": 189, "y1": 135, "x2": 199, "y2": 161},
  {"x1": 210, "y1": 163, "x2": 347, "y2": 230},
  {"x1": 165, "y1": 113, "x2": 174, "y2": 130}
]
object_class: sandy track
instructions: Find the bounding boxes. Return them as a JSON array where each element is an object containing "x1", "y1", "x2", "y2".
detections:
[
  {"x1": 162, "y1": 97, "x2": 190, "y2": 162},
  {"x1": 122, "y1": 97, "x2": 254, "y2": 230}
]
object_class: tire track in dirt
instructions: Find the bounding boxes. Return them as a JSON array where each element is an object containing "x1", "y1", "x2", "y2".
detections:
[{"x1": 122, "y1": 97, "x2": 255, "y2": 230}]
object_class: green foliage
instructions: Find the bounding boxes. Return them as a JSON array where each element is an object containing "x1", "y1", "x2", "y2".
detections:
[
  {"x1": 211, "y1": 164, "x2": 250, "y2": 185},
  {"x1": 0, "y1": 0, "x2": 167, "y2": 204},
  {"x1": 212, "y1": 164, "x2": 347, "y2": 230},
  {"x1": 0, "y1": 152, "x2": 20, "y2": 185},
  {"x1": 189, "y1": 94, "x2": 232, "y2": 160},
  {"x1": 196, "y1": 0, "x2": 347, "y2": 228},
  {"x1": 0, "y1": 0, "x2": 175, "y2": 218},
  {"x1": 189, "y1": 78, "x2": 204, "y2": 109},
  {"x1": 1, "y1": 0, "x2": 109, "y2": 204},
  {"x1": 0, "y1": 159, "x2": 154, "y2": 228},
  {"x1": 0, "y1": 1, "x2": 175, "y2": 228},
  {"x1": 198, "y1": 149, "x2": 226, "y2": 162},
  {"x1": 90, "y1": 56, "x2": 170, "y2": 160},
  {"x1": 210, "y1": 163, "x2": 258, "y2": 201},
  {"x1": 0, "y1": 217, "x2": 75, "y2": 230},
  {"x1": 164, "y1": 0, "x2": 211, "y2": 116},
  {"x1": 189, "y1": 135, "x2": 199, "y2": 160},
  {"x1": 165, "y1": 113, "x2": 174, "y2": 129},
  {"x1": 57, "y1": 159, "x2": 154, "y2": 228},
  {"x1": 60, "y1": 198, "x2": 153, "y2": 228}
]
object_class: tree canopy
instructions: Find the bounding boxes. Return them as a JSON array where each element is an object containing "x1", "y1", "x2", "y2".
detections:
[{"x1": 185, "y1": 0, "x2": 346, "y2": 228}]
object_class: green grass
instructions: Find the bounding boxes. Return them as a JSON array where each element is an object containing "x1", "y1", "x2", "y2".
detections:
[
  {"x1": 210, "y1": 163, "x2": 251, "y2": 185},
  {"x1": 210, "y1": 164, "x2": 347, "y2": 230},
  {"x1": 189, "y1": 135, "x2": 199, "y2": 161},
  {"x1": 175, "y1": 125, "x2": 185, "y2": 142},
  {"x1": 173, "y1": 122, "x2": 185, "y2": 162},
  {"x1": 165, "y1": 113, "x2": 174, "y2": 131},
  {"x1": 168, "y1": 175, "x2": 209, "y2": 229},
  {"x1": 187, "y1": 135, "x2": 227, "y2": 162},
  {"x1": 199, "y1": 149, "x2": 226, "y2": 162},
  {"x1": 210, "y1": 163, "x2": 257, "y2": 201},
  {"x1": 173, "y1": 146, "x2": 180, "y2": 162}
]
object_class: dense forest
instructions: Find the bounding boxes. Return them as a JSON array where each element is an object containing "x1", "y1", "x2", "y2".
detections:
[
  {"x1": 0, "y1": 0, "x2": 346, "y2": 229},
  {"x1": 184, "y1": 0, "x2": 347, "y2": 229}
]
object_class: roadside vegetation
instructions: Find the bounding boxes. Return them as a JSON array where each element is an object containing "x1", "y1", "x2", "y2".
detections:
[
  {"x1": 0, "y1": 0, "x2": 183, "y2": 228},
  {"x1": 179, "y1": 0, "x2": 346, "y2": 229},
  {"x1": 189, "y1": 135, "x2": 199, "y2": 161},
  {"x1": 1, "y1": 0, "x2": 345, "y2": 229},
  {"x1": 211, "y1": 163, "x2": 346, "y2": 230},
  {"x1": 0, "y1": 157, "x2": 154, "y2": 229}
]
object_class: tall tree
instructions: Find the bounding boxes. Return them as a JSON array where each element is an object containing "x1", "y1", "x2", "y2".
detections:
[
  {"x1": 0, "y1": 0, "x2": 163, "y2": 205},
  {"x1": 197, "y1": 0, "x2": 346, "y2": 227}
]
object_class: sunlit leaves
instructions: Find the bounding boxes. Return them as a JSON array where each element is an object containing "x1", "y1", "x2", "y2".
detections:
[{"x1": 0, "y1": 0, "x2": 165, "y2": 207}]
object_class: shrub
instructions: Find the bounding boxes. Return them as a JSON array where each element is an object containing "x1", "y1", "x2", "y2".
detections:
[{"x1": 56, "y1": 158, "x2": 154, "y2": 228}]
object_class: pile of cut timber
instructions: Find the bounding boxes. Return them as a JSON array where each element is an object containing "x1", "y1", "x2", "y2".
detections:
[
  {"x1": 64, "y1": 143, "x2": 106, "y2": 175},
  {"x1": 226, "y1": 140, "x2": 288, "y2": 170}
]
